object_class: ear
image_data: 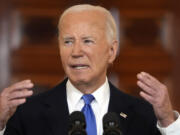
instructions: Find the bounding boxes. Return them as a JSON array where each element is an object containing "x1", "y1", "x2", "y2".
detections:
[{"x1": 108, "y1": 40, "x2": 118, "y2": 64}]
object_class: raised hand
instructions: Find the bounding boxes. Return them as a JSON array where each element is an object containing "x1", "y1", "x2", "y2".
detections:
[
  {"x1": 137, "y1": 72, "x2": 175, "y2": 127},
  {"x1": 0, "y1": 80, "x2": 33, "y2": 130}
]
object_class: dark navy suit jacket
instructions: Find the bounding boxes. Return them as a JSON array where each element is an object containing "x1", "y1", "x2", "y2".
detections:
[{"x1": 5, "y1": 79, "x2": 161, "y2": 135}]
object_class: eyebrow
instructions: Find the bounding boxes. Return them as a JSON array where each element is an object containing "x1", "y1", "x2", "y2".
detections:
[
  {"x1": 63, "y1": 37, "x2": 75, "y2": 40},
  {"x1": 62, "y1": 36, "x2": 96, "y2": 40},
  {"x1": 82, "y1": 36, "x2": 95, "y2": 40}
]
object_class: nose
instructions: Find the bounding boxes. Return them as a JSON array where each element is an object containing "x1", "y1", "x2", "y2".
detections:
[{"x1": 71, "y1": 42, "x2": 83, "y2": 58}]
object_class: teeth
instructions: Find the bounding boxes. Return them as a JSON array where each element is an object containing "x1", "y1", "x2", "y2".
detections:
[
  {"x1": 72, "y1": 65, "x2": 88, "y2": 69},
  {"x1": 74, "y1": 66, "x2": 87, "y2": 69}
]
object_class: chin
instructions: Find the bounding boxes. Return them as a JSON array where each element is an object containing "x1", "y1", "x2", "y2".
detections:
[
  {"x1": 71, "y1": 77, "x2": 88, "y2": 84},
  {"x1": 69, "y1": 75, "x2": 91, "y2": 85}
]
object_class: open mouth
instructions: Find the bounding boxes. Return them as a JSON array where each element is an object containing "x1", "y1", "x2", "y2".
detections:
[{"x1": 70, "y1": 64, "x2": 89, "y2": 69}]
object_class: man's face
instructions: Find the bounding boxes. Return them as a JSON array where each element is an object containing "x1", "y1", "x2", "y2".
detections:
[{"x1": 59, "y1": 10, "x2": 117, "y2": 91}]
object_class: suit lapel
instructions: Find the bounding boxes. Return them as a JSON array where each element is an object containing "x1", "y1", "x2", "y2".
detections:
[
  {"x1": 108, "y1": 82, "x2": 134, "y2": 135},
  {"x1": 42, "y1": 79, "x2": 69, "y2": 135},
  {"x1": 39, "y1": 80, "x2": 136, "y2": 135}
]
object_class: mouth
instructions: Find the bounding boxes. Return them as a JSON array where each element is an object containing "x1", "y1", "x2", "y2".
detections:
[{"x1": 70, "y1": 64, "x2": 89, "y2": 70}]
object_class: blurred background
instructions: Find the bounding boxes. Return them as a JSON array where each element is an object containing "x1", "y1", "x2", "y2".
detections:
[{"x1": 0, "y1": 0, "x2": 180, "y2": 111}]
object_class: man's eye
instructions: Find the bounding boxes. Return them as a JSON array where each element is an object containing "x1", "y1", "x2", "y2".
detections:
[
  {"x1": 64, "y1": 40, "x2": 73, "y2": 45},
  {"x1": 84, "y1": 39, "x2": 94, "y2": 44}
]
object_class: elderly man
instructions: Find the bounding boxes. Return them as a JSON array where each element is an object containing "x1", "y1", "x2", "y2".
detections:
[{"x1": 0, "y1": 4, "x2": 180, "y2": 135}]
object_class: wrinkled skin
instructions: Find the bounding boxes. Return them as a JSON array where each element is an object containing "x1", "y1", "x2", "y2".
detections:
[
  {"x1": 137, "y1": 72, "x2": 175, "y2": 127},
  {"x1": 0, "y1": 80, "x2": 33, "y2": 130},
  {"x1": 59, "y1": 10, "x2": 118, "y2": 93}
]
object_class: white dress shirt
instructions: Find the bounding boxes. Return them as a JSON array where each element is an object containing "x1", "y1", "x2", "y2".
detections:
[
  {"x1": 157, "y1": 111, "x2": 180, "y2": 135},
  {"x1": 66, "y1": 78, "x2": 110, "y2": 135}
]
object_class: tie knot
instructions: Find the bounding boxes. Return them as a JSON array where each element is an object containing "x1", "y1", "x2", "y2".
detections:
[{"x1": 82, "y1": 94, "x2": 94, "y2": 105}]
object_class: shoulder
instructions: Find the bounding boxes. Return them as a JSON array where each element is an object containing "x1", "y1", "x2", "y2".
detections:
[
  {"x1": 109, "y1": 81, "x2": 157, "y2": 121},
  {"x1": 17, "y1": 79, "x2": 68, "y2": 113},
  {"x1": 109, "y1": 81, "x2": 160, "y2": 134}
]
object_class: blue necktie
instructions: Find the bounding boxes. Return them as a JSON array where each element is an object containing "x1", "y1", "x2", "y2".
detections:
[{"x1": 81, "y1": 94, "x2": 97, "y2": 135}]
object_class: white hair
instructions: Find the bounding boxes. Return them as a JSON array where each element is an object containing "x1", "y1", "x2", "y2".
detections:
[{"x1": 58, "y1": 4, "x2": 117, "y2": 43}]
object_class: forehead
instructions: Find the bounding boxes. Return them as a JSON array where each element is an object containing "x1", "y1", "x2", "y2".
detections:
[{"x1": 59, "y1": 10, "x2": 106, "y2": 34}]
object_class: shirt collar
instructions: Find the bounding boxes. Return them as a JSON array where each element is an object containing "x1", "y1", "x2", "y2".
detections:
[
  {"x1": 66, "y1": 80, "x2": 83, "y2": 109},
  {"x1": 66, "y1": 77, "x2": 110, "y2": 107},
  {"x1": 92, "y1": 78, "x2": 110, "y2": 106}
]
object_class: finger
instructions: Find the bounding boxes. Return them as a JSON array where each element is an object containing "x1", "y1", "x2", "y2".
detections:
[
  {"x1": 8, "y1": 98, "x2": 26, "y2": 108},
  {"x1": 8, "y1": 80, "x2": 34, "y2": 92},
  {"x1": 141, "y1": 72, "x2": 169, "y2": 96},
  {"x1": 143, "y1": 73, "x2": 168, "y2": 95},
  {"x1": 137, "y1": 81, "x2": 156, "y2": 96},
  {"x1": 137, "y1": 72, "x2": 161, "y2": 91},
  {"x1": 9, "y1": 89, "x2": 33, "y2": 100},
  {"x1": 137, "y1": 72, "x2": 155, "y2": 87},
  {"x1": 142, "y1": 72, "x2": 162, "y2": 87},
  {"x1": 139, "y1": 91, "x2": 155, "y2": 105},
  {"x1": 141, "y1": 72, "x2": 159, "y2": 82}
]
